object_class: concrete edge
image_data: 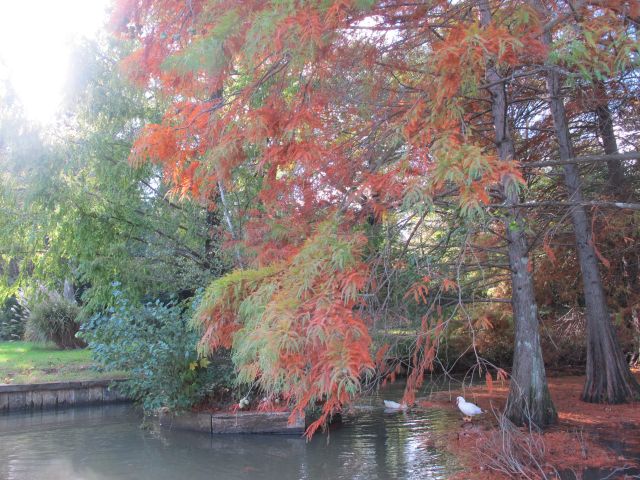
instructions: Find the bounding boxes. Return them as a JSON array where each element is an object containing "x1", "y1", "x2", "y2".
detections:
[
  {"x1": 0, "y1": 378, "x2": 130, "y2": 413},
  {"x1": 0, "y1": 378, "x2": 127, "y2": 393}
]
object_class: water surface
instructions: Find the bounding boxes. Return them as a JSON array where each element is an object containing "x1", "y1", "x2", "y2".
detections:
[{"x1": 0, "y1": 386, "x2": 460, "y2": 480}]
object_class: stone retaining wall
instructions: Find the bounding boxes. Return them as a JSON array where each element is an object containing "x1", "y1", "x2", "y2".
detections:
[
  {"x1": 0, "y1": 379, "x2": 128, "y2": 413},
  {"x1": 158, "y1": 410, "x2": 305, "y2": 435}
]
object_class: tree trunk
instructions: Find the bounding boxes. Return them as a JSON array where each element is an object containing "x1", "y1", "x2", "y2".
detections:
[
  {"x1": 479, "y1": 0, "x2": 557, "y2": 427},
  {"x1": 593, "y1": 81, "x2": 629, "y2": 199},
  {"x1": 503, "y1": 220, "x2": 557, "y2": 425},
  {"x1": 543, "y1": 33, "x2": 640, "y2": 404},
  {"x1": 63, "y1": 278, "x2": 76, "y2": 303},
  {"x1": 204, "y1": 202, "x2": 222, "y2": 271},
  {"x1": 209, "y1": 85, "x2": 243, "y2": 269},
  {"x1": 217, "y1": 181, "x2": 243, "y2": 268}
]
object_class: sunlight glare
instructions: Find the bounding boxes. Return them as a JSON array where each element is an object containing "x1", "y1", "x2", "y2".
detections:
[{"x1": 0, "y1": 0, "x2": 109, "y2": 124}]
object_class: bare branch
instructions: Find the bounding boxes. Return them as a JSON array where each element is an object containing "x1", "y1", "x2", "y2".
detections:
[{"x1": 523, "y1": 151, "x2": 640, "y2": 169}]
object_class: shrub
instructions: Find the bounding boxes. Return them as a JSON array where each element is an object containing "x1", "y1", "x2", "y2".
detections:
[
  {"x1": 474, "y1": 314, "x2": 515, "y2": 368},
  {"x1": 539, "y1": 310, "x2": 587, "y2": 369},
  {"x1": 0, "y1": 296, "x2": 26, "y2": 341},
  {"x1": 25, "y1": 293, "x2": 84, "y2": 349},
  {"x1": 79, "y1": 289, "x2": 235, "y2": 411},
  {"x1": 445, "y1": 308, "x2": 591, "y2": 372}
]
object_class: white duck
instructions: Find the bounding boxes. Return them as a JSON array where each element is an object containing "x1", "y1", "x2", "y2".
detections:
[
  {"x1": 456, "y1": 396, "x2": 484, "y2": 422},
  {"x1": 383, "y1": 400, "x2": 408, "y2": 411}
]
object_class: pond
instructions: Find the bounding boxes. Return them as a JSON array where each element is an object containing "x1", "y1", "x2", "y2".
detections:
[{"x1": 0, "y1": 384, "x2": 461, "y2": 480}]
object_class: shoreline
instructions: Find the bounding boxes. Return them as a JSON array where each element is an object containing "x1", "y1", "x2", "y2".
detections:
[
  {"x1": 0, "y1": 378, "x2": 129, "y2": 413},
  {"x1": 417, "y1": 371, "x2": 640, "y2": 479}
]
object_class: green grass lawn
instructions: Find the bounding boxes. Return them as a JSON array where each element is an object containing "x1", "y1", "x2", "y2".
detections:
[{"x1": 0, "y1": 341, "x2": 123, "y2": 384}]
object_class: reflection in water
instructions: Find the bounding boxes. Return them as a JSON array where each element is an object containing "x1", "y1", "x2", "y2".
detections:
[{"x1": 0, "y1": 385, "x2": 460, "y2": 480}]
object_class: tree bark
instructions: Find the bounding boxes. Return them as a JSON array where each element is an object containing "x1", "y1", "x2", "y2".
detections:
[
  {"x1": 217, "y1": 181, "x2": 244, "y2": 268},
  {"x1": 593, "y1": 81, "x2": 629, "y2": 199},
  {"x1": 210, "y1": 85, "x2": 244, "y2": 269},
  {"x1": 479, "y1": 0, "x2": 557, "y2": 427},
  {"x1": 524, "y1": 151, "x2": 640, "y2": 169},
  {"x1": 491, "y1": 200, "x2": 640, "y2": 211},
  {"x1": 204, "y1": 201, "x2": 222, "y2": 272},
  {"x1": 63, "y1": 278, "x2": 76, "y2": 303},
  {"x1": 541, "y1": 23, "x2": 640, "y2": 404}
]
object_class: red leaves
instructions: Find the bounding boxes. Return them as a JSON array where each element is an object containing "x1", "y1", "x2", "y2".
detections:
[
  {"x1": 486, "y1": 371, "x2": 494, "y2": 393},
  {"x1": 403, "y1": 98, "x2": 428, "y2": 140},
  {"x1": 591, "y1": 239, "x2": 611, "y2": 270},
  {"x1": 404, "y1": 276, "x2": 431, "y2": 304},
  {"x1": 475, "y1": 315, "x2": 494, "y2": 331},
  {"x1": 590, "y1": 209, "x2": 612, "y2": 270},
  {"x1": 195, "y1": 222, "x2": 375, "y2": 438},
  {"x1": 130, "y1": 124, "x2": 178, "y2": 166},
  {"x1": 178, "y1": 161, "x2": 203, "y2": 197},
  {"x1": 120, "y1": 0, "x2": 618, "y2": 437},
  {"x1": 403, "y1": 314, "x2": 441, "y2": 406},
  {"x1": 484, "y1": 367, "x2": 508, "y2": 393},
  {"x1": 543, "y1": 236, "x2": 557, "y2": 265},
  {"x1": 374, "y1": 343, "x2": 391, "y2": 368},
  {"x1": 339, "y1": 270, "x2": 368, "y2": 304},
  {"x1": 441, "y1": 278, "x2": 457, "y2": 293},
  {"x1": 291, "y1": 300, "x2": 375, "y2": 437}
]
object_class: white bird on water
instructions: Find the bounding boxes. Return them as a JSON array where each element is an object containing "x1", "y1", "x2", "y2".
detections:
[
  {"x1": 383, "y1": 400, "x2": 408, "y2": 411},
  {"x1": 456, "y1": 396, "x2": 484, "y2": 422}
]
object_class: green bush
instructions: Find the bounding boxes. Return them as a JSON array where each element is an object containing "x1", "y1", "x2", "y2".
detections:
[
  {"x1": 25, "y1": 294, "x2": 84, "y2": 349},
  {"x1": 79, "y1": 288, "x2": 235, "y2": 411},
  {"x1": 0, "y1": 297, "x2": 26, "y2": 341}
]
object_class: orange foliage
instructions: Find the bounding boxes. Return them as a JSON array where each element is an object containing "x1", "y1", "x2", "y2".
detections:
[{"x1": 115, "y1": 0, "x2": 638, "y2": 434}]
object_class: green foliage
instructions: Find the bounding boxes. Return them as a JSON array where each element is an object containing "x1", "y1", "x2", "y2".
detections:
[
  {"x1": 81, "y1": 289, "x2": 235, "y2": 411},
  {"x1": 0, "y1": 297, "x2": 26, "y2": 341},
  {"x1": 194, "y1": 265, "x2": 279, "y2": 351},
  {"x1": 353, "y1": 0, "x2": 375, "y2": 9},
  {"x1": 163, "y1": 35, "x2": 227, "y2": 75},
  {"x1": 193, "y1": 218, "x2": 374, "y2": 428},
  {"x1": 551, "y1": 26, "x2": 640, "y2": 83},
  {"x1": 0, "y1": 39, "x2": 227, "y2": 312},
  {"x1": 25, "y1": 293, "x2": 84, "y2": 349}
]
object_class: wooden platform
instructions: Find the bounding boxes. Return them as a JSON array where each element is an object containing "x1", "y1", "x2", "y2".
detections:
[{"x1": 158, "y1": 410, "x2": 305, "y2": 435}]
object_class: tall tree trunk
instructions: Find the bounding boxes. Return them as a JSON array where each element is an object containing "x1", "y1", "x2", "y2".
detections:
[
  {"x1": 541, "y1": 26, "x2": 640, "y2": 404},
  {"x1": 63, "y1": 278, "x2": 76, "y2": 303},
  {"x1": 479, "y1": 0, "x2": 557, "y2": 427},
  {"x1": 204, "y1": 202, "x2": 222, "y2": 272},
  {"x1": 210, "y1": 85, "x2": 244, "y2": 269},
  {"x1": 217, "y1": 181, "x2": 244, "y2": 268},
  {"x1": 593, "y1": 81, "x2": 629, "y2": 199}
]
